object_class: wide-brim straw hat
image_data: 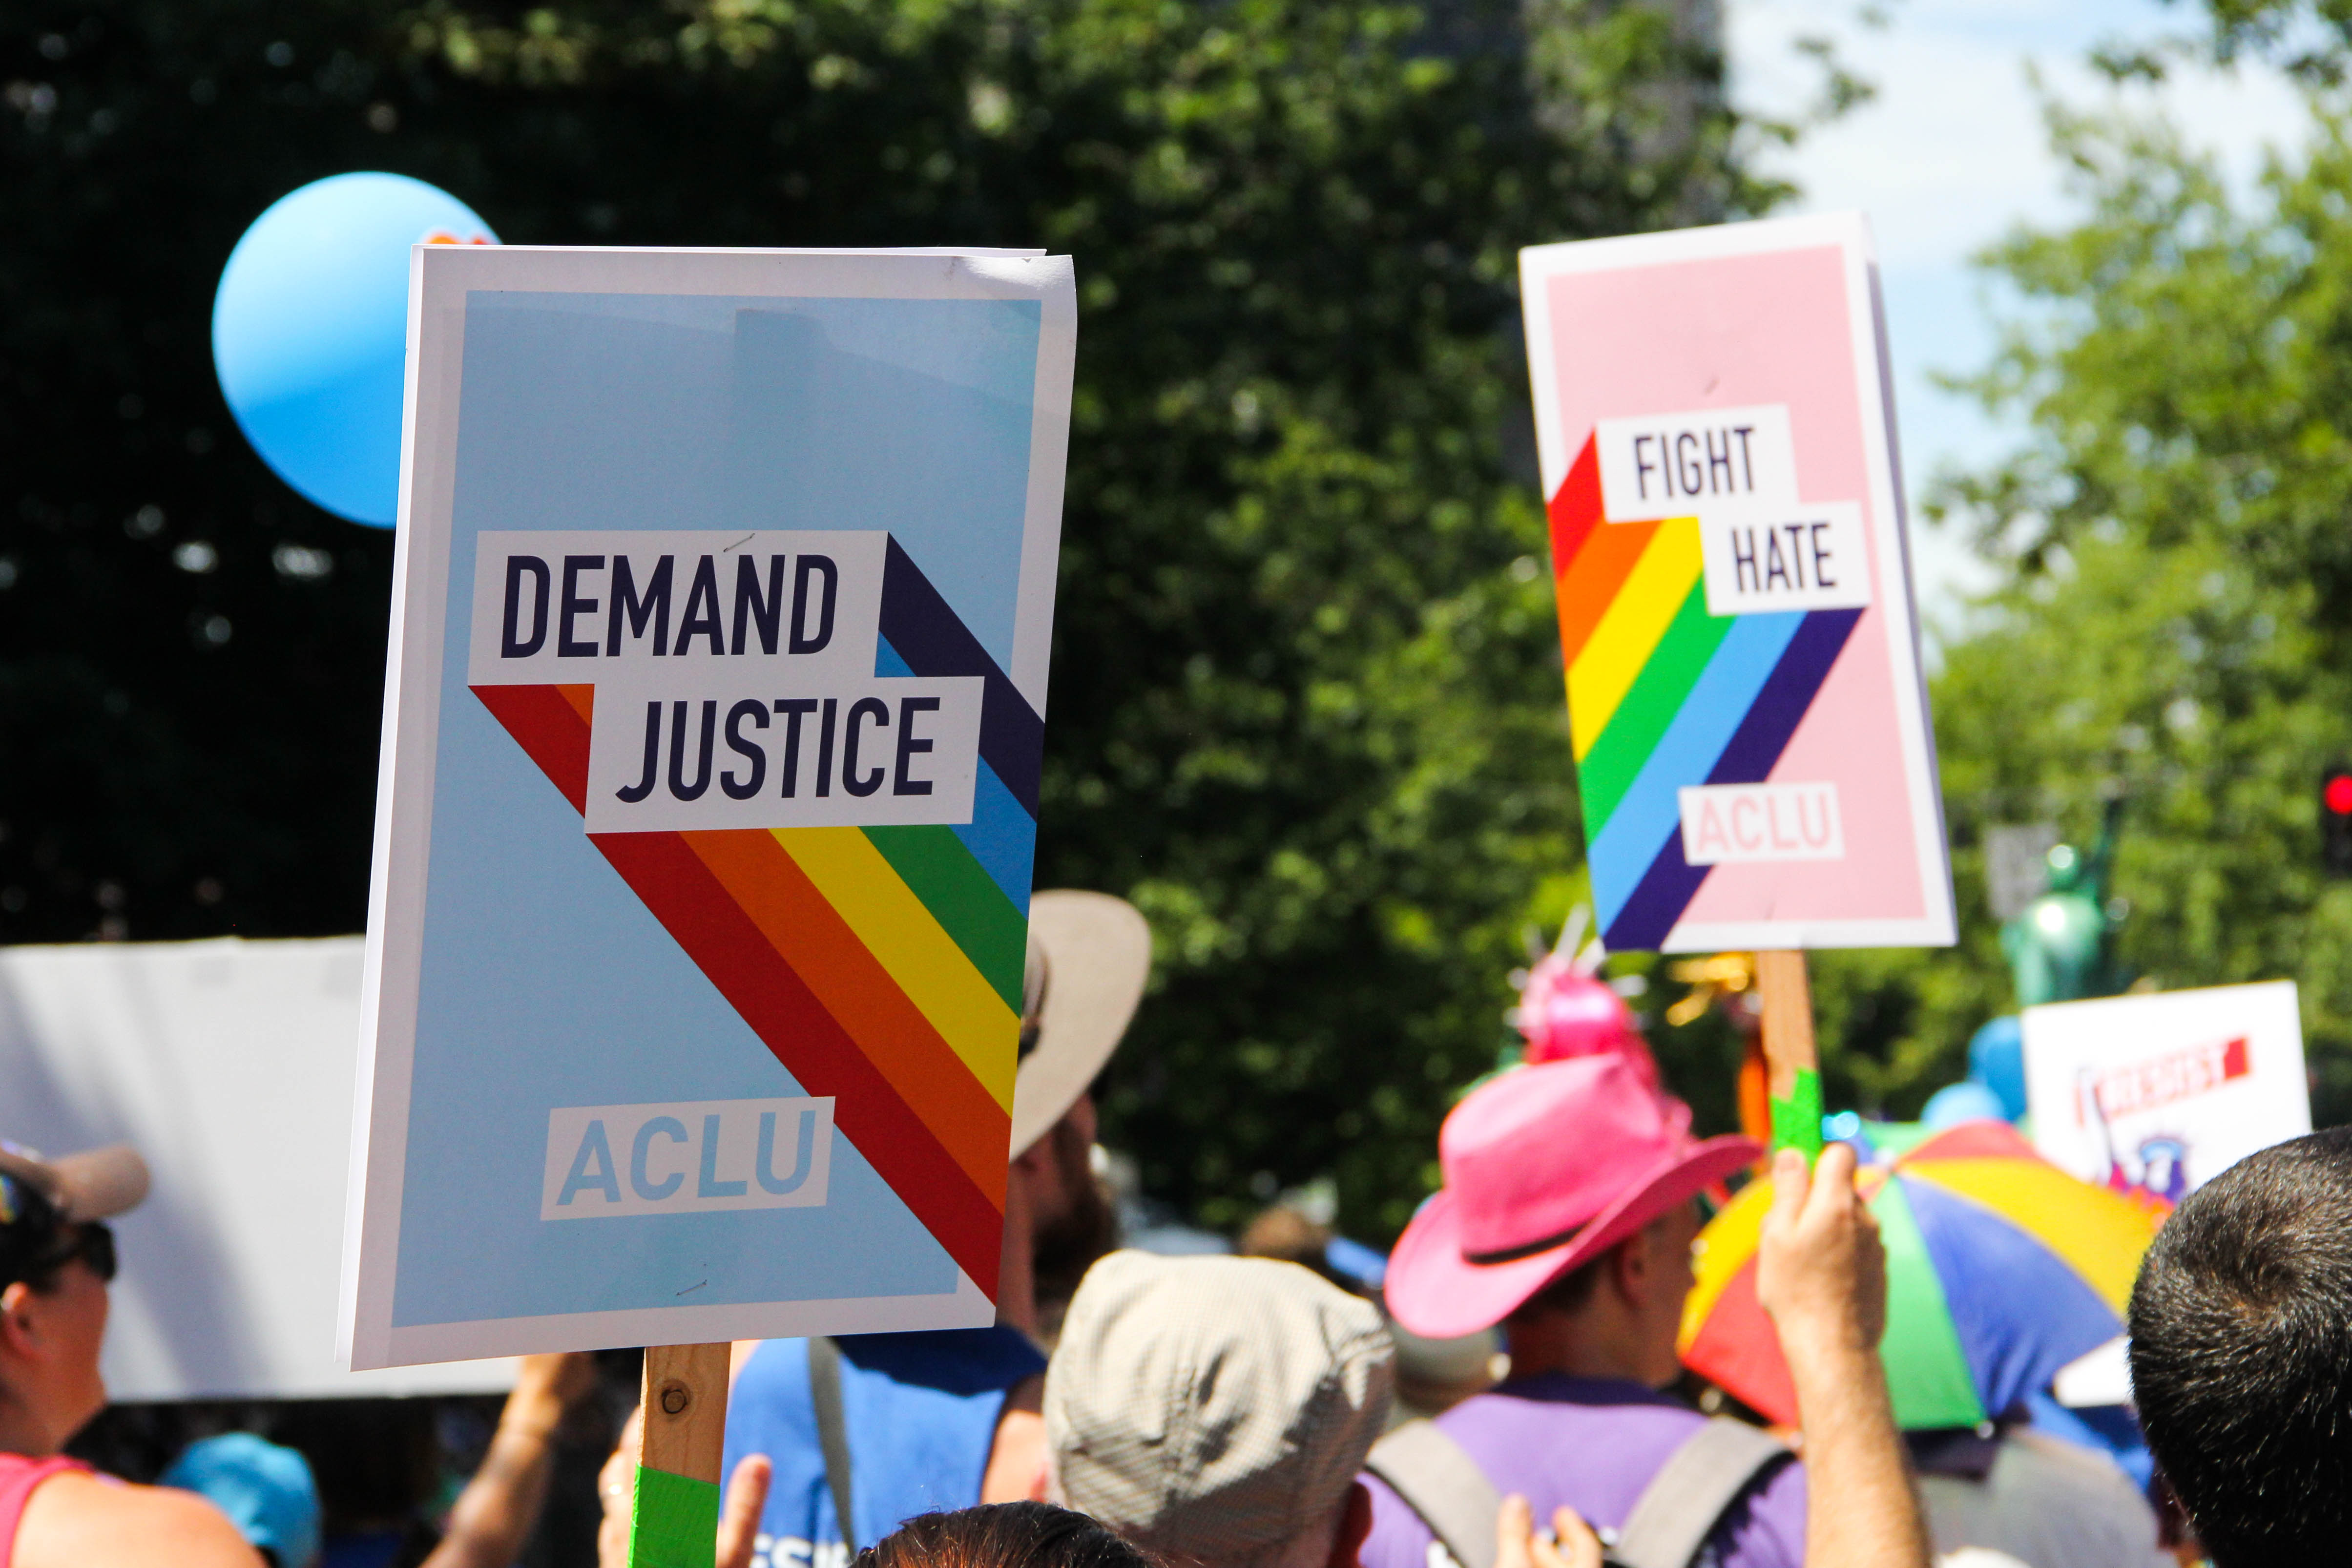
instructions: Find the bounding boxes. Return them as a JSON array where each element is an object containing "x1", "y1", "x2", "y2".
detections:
[{"x1": 1011, "y1": 890, "x2": 1153, "y2": 1157}]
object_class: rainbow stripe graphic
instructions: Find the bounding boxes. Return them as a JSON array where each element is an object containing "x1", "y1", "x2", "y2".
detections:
[
  {"x1": 472, "y1": 539, "x2": 1029, "y2": 1298},
  {"x1": 1552, "y1": 435, "x2": 1861, "y2": 952}
]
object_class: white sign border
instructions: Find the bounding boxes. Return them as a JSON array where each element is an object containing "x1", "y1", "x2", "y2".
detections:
[
  {"x1": 340, "y1": 247, "x2": 1075, "y2": 1370},
  {"x1": 1519, "y1": 212, "x2": 1957, "y2": 953}
]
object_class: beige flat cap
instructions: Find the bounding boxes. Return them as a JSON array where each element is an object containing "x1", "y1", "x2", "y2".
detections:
[{"x1": 1047, "y1": 1251, "x2": 1395, "y2": 1567}]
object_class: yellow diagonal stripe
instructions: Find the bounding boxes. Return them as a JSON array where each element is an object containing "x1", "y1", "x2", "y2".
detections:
[
  {"x1": 770, "y1": 826, "x2": 1020, "y2": 1112},
  {"x1": 1566, "y1": 517, "x2": 1703, "y2": 759}
]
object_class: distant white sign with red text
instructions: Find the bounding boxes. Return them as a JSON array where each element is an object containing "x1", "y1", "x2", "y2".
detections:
[{"x1": 2022, "y1": 981, "x2": 2311, "y2": 1204}]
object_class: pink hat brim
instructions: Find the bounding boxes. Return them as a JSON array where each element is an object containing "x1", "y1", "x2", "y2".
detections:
[{"x1": 1385, "y1": 1133, "x2": 1763, "y2": 1341}]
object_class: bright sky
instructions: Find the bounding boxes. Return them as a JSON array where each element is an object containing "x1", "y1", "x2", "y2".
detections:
[{"x1": 1726, "y1": 0, "x2": 2313, "y2": 638}]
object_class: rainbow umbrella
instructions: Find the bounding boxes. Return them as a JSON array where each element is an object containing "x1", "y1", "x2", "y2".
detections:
[{"x1": 1679, "y1": 1120, "x2": 2165, "y2": 1430}]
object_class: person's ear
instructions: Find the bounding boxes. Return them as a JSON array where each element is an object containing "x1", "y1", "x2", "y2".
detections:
[
  {"x1": 0, "y1": 1280, "x2": 40, "y2": 1359},
  {"x1": 1618, "y1": 1216, "x2": 1685, "y2": 1310},
  {"x1": 1329, "y1": 1481, "x2": 1374, "y2": 1568},
  {"x1": 1610, "y1": 1232, "x2": 1652, "y2": 1308}
]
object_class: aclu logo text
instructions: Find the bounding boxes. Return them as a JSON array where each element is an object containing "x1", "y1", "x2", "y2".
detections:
[
  {"x1": 1677, "y1": 782, "x2": 1844, "y2": 865},
  {"x1": 541, "y1": 1097, "x2": 833, "y2": 1221}
]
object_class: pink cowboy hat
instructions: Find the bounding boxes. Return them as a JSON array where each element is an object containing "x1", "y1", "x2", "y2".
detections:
[{"x1": 1386, "y1": 1054, "x2": 1761, "y2": 1340}]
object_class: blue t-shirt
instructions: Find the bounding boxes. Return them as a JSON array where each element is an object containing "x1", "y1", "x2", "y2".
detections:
[{"x1": 723, "y1": 1328, "x2": 1048, "y2": 1568}]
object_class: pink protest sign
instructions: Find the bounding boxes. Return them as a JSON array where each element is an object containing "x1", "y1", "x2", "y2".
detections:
[{"x1": 1521, "y1": 213, "x2": 1955, "y2": 952}]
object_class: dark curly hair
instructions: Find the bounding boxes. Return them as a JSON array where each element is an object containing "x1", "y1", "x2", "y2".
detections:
[
  {"x1": 858, "y1": 1504, "x2": 1158, "y2": 1568},
  {"x1": 2131, "y1": 1125, "x2": 2352, "y2": 1568}
]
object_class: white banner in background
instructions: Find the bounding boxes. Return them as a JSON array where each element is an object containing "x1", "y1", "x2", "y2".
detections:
[
  {"x1": 2023, "y1": 980, "x2": 2312, "y2": 1204},
  {"x1": 0, "y1": 938, "x2": 513, "y2": 1400}
]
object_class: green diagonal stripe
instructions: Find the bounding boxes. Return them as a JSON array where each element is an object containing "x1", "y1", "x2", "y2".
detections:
[
  {"x1": 629, "y1": 1464, "x2": 720, "y2": 1568},
  {"x1": 1871, "y1": 1178, "x2": 1987, "y2": 1430},
  {"x1": 1576, "y1": 578, "x2": 1733, "y2": 834},
  {"x1": 862, "y1": 824, "x2": 1027, "y2": 1011}
]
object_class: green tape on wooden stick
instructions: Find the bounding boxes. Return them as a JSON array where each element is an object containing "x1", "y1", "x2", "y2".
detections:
[
  {"x1": 1769, "y1": 1066, "x2": 1824, "y2": 1158},
  {"x1": 629, "y1": 1463, "x2": 721, "y2": 1568}
]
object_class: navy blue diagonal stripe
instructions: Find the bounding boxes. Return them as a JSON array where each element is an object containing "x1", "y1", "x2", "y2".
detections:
[
  {"x1": 878, "y1": 537, "x2": 1043, "y2": 817},
  {"x1": 1706, "y1": 608, "x2": 1863, "y2": 790},
  {"x1": 1601, "y1": 608, "x2": 1863, "y2": 951},
  {"x1": 1600, "y1": 836, "x2": 1710, "y2": 955}
]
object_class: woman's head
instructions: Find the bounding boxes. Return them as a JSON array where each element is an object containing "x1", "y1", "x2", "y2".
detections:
[
  {"x1": 2, "y1": 1172, "x2": 118, "y2": 1293},
  {"x1": 0, "y1": 1166, "x2": 116, "y2": 1452},
  {"x1": 860, "y1": 1504, "x2": 1158, "y2": 1568}
]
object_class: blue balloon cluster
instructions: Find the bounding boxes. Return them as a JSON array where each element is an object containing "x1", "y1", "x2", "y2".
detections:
[
  {"x1": 212, "y1": 173, "x2": 496, "y2": 527},
  {"x1": 1966, "y1": 1015, "x2": 2027, "y2": 1120},
  {"x1": 1918, "y1": 1015, "x2": 2030, "y2": 1130}
]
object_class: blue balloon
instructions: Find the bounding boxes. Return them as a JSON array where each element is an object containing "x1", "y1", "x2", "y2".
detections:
[
  {"x1": 212, "y1": 173, "x2": 495, "y2": 526},
  {"x1": 1921, "y1": 1080, "x2": 2010, "y2": 1130},
  {"x1": 1966, "y1": 1014, "x2": 2028, "y2": 1121}
]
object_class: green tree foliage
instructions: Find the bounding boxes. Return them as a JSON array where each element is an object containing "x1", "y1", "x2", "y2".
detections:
[
  {"x1": 1806, "y1": 103, "x2": 2352, "y2": 1125},
  {"x1": 2183, "y1": 0, "x2": 2352, "y2": 79},
  {"x1": 3, "y1": 0, "x2": 1771, "y2": 1235}
]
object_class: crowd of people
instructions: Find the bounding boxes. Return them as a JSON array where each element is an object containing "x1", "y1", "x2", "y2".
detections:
[{"x1": 0, "y1": 890, "x2": 2344, "y2": 1568}]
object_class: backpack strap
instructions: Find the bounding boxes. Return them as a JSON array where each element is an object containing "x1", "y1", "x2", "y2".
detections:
[
  {"x1": 1365, "y1": 1421, "x2": 1501, "y2": 1568},
  {"x1": 1608, "y1": 1417, "x2": 1790, "y2": 1568},
  {"x1": 1368, "y1": 1413, "x2": 1787, "y2": 1568},
  {"x1": 807, "y1": 1336, "x2": 860, "y2": 1552}
]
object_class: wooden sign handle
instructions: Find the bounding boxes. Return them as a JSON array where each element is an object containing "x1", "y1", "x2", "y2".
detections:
[
  {"x1": 629, "y1": 1341, "x2": 733, "y2": 1568},
  {"x1": 1755, "y1": 950, "x2": 1824, "y2": 1158}
]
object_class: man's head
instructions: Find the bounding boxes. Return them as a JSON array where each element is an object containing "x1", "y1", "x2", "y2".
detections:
[
  {"x1": 866, "y1": 1503, "x2": 1156, "y2": 1568},
  {"x1": 1046, "y1": 1252, "x2": 1394, "y2": 1568},
  {"x1": 1383, "y1": 1055, "x2": 1756, "y2": 1364},
  {"x1": 1499, "y1": 1199, "x2": 1703, "y2": 1388},
  {"x1": 2129, "y1": 1126, "x2": 2352, "y2": 1568},
  {"x1": 0, "y1": 1141, "x2": 147, "y2": 1454},
  {"x1": 1016, "y1": 1090, "x2": 1116, "y2": 1307}
]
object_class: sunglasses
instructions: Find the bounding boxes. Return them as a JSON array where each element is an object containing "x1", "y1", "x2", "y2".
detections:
[{"x1": 33, "y1": 1221, "x2": 117, "y2": 1286}]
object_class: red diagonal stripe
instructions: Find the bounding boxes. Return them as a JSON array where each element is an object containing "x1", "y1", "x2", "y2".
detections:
[
  {"x1": 1548, "y1": 436, "x2": 1667, "y2": 671},
  {"x1": 681, "y1": 828, "x2": 1010, "y2": 1197},
  {"x1": 473, "y1": 684, "x2": 591, "y2": 812},
  {"x1": 471, "y1": 683, "x2": 1003, "y2": 1298},
  {"x1": 592, "y1": 830, "x2": 1004, "y2": 1296},
  {"x1": 1547, "y1": 434, "x2": 1605, "y2": 570}
]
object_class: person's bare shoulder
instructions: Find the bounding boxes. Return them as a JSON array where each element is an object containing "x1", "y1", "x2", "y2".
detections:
[{"x1": 15, "y1": 1470, "x2": 264, "y2": 1568}]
